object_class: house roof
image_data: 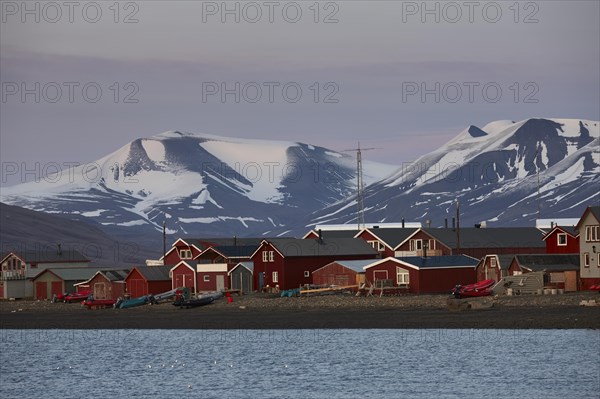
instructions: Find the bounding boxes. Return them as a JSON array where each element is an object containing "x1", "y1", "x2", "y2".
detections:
[
  {"x1": 423, "y1": 227, "x2": 545, "y2": 249},
  {"x1": 542, "y1": 226, "x2": 579, "y2": 240},
  {"x1": 514, "y1": 254, "x2": 580, "y2": 272},
  {"x1": 362, "y1": 228, "x2": 420, "y2": 248},
  {"x1": 132, "y1": 266, "x2": 171, "y2": 281},
  {"x1": 576, "y1": 206, "x2": 600, "y2": 230},
  {"x1": 262, "y1": 238, "x2": 378, "y2": 258},
  {"x1": 74, "y1": 269, "x2": 130, "y2": 285},
  {"x1": 33, "y1": 267, "x2": 102, "y2": 281},
  {"x1": 181, "y1": 237, "x2": 289, "y2": 249},
  {"x1": 303, "y1": 229, "x2": 361, "y2": 239},
  {"x1": 209, "y1": 245, "x2": 258, "y2": 258},
  {"x1": 396, "y1": 255, "x2": 480, "y2": 269},
  {"x1": 321, "y1": 259, "x2": 374, "y2": 273},
  {"x1": 228, "y1": 261, "x2": 254, "y2": 276},
  {"x1": 1, "y1": 249, "x2": 90, "y2": 264}
]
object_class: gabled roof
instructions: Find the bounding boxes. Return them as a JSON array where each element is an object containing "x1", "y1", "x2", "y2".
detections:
[
  {"x1": 200, "y1": 245, "x2": 257, "y2": 259},
  {"x1": 32, "y1": 267, "x2": 102, "y2": 281},
  {"x1": 74, "y1": 269, "x2": 130, "y2": 285},
  {"x1": 255, "y1": 238, "x2": 378, "y2": 258},
  {"x1": 423, "y1": 227, "x2": 545, "y2": 249},
  {"x1": 228, "y1": 261, "x2": 254, "y2": 275},
  {"x1": 130, "y1": 266, "x2": 171, "y2": 281},
  {"x1": 360, "y1": 227, "x2": 420, "y2": 249},
  {"x1": 170, "y1": 260, "x2": 197, "y2": 273},
  {"x1": 514, "y1": 254, "x2": 580, "y2": 272},
  {"x1": 575, "y1": 206, "x2": 600, "y2": 230},
  {"x1": 396, "y1": 255, "x2": 480, "y2": 269},
  {"x1": 315, "y1": 259, "x2": 374, "y2": 273},
  {"x1": 0, "y1": 249, "x2": 90, "y2": 264},
  {"x1": 542, "y1": 226, "x2": 579, "y2": 240},
  {"x1": 302, "y1": 230, "x2": 361, "y2": 239}
]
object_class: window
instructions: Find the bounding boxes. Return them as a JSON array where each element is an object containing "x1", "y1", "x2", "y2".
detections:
[
  {"x1": 368, "y1": 241, "x2": 385, "y2": 251},
  {"x1": 179, "y1": 249, "x2": 192, "y2": 259},
  {"x1": 490, "y1": 258, "x2": 497, "y2": 268},
  {"x1": 31, "y1": 263, "x2": 38, "y2": 269},
  {"x1": 268, "y1": 251, "x2": 274, "y2": 262},
  {"x1": 304, "y1": 271, "x2": 310, "y2": 278},
  {"x1": 263, "y1": 250, "x2": 275, "y2": 262},
  {"x1": 557, "y1": 233, "x2": 568, "y2": 246},
  {"x1": 583, "y1": 253, "x2": 590, "y2": 268},
  {"x1": 428, "y1": 240, "x2": 436, "y2": 251},
  {"x1": 272, "y1": 271, "x2": 279, "y2": 283},
  {"x1": 409, "y1": 239, "x2": 423, "y2": 252},
  {"x1": 203, "y1": 275, "x2": 210, "y2": 282},
  {"x1": 513, "y1": 271, "x2": 523, "y2": 276},
  {"x1": 585, "y1": 226, "x2": 599, "y2": 242},
  {"x1": 396, "y1": 267, "x2": 409, "y2": 285},
  {"x1": 597, "y1": 256, "x2": 600, "y2": 267}
]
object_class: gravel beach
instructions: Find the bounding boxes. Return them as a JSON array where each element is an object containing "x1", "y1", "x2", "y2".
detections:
[{"x1": 1, "y1": 292, "x2": 599, "y2": 329}]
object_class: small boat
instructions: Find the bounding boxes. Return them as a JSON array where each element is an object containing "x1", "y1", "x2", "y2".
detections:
[
  {"x1": 452, "y1": 279, "x2": 495, "y2": 299},
  {"x1": 150, "y1": 287, "x2": 190, "y2": 304},
  {"x1": 82, "y1": 298, "x2": 117, "y2": 309},
  {"x1": 116, "y1": 295, "x2": 150, "y2": 309},
  {"x1": 173, "y1": 291, "x2": 223, "y2": 309},
  {"x1": 64, "y1": 291, "x2": 91, "y2": 303}
]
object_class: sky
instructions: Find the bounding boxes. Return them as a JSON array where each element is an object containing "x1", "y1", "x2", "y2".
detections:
[{"x1": 1, "y1": 0, "x2": 599, "y2": 187}]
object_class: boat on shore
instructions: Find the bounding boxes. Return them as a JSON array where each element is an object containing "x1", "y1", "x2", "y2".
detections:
[
  {"x1": 150, "y1": 287, "x2": 190, "y2": 304},
  {"x1": 82, "y1": 298, "x2": 117, "y2": 309},
  {"x1": 173, "y1": 291, "x2": 223, "y2": 309},
  {"x1": 63, "y1": 291, "x2": 91, "y2": 303},
  {"x1": 116, "y1": 295, "x2": 150, "y2": 309},
  {"x1": 452, "y1": 279, "x2": 495, "y2": 299}
]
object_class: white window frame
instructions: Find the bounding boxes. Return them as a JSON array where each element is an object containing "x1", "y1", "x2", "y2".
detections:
[
  {"x1": 396, "y1": 267, "x2": 409, "y2": 285},
  {"x1": 557, "y1": 233, "x2": 568, "y2": 246},
  {"x1": 179, "y1": 249, "x2": 192, "y2": 259},
  {"x1": 262, "y1": 251, "x2": 268, "y2": 262},
  {"x1": 490, "y1": 258, "x2": 497, "y2": 268},
  {"x1": 583, "y1": 253, "x2": 590, "y2": 268},
  {"x1": 304, "y1": 271, "x2": 310, "y2": 278},
  {"x1": 428, "y1": 239, "x2": 436, "y2": 251},
  {"x1": 410, "y1": 239, "x2": 423, "y2": 252},
  {"x1": 585, "y1": 226, "x2": 599, "y2": 242},
  {"x1": 203, "y1": 275, "x2": 210, "y2": 282},
  {"x1": 268, "y1": 251, "x2": 274, "y2": 262},
  {"x1": 272, "y1": 271, "x2": 279, "y2": 283},
  {"x1": 513, "y1": 271, "x2": 523, "y2": 276}
]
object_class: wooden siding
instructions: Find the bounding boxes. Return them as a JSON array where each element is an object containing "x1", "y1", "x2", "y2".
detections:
[
  {"x1": 476, "y1": 257, "x2": 503, "y2": 282},
  {"x1": 545, "y1": 230, "x2": 579, "y2": 254},
  {"x1": 355, "y1": 230, "x2": 394, "y2": 257},
  {"x1": 171, "y1": 264, "x2": 196, "y2": 292},
  {"x1": 312, "y1": 262, "x2": 361, "y2": 286}
]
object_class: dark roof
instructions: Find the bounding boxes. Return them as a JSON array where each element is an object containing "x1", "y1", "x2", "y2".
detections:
[
  {"x1": 212, "y1": 245, "x2": 258, "y2": 258},
  {"x1": 102, "y1": 269, "x2": 130, "y2": 281},
  {"x1": 543, "y1": 226, "x2": 579, "y2": 239},
  {"x1": 308, "y1": 230, "x2": 360, "y2": 239},
  {"x1": 229, "y1": 261, "x2": 254, "y2": 275},
  {"x1": 590, "y1": 207, "x2": 600, "y2": 222},
  {"x1": 33, "y1": 267, "x2": 102, "y2": 281},
  {"x1": 266, "y1": 238, "x2": 378, "y2": 258},
  {"x1": 515, "y1": 255, "x2": 580, "y2": 272},
  {"x1": 423, "y1": 228, "x2": 545, "y2": 249},
  {"x1": 182, "y1": 237, "x2": 291, "y2": 250},
  {"x1": 497, "y1": 254, "x2": 518, "y2": 271},
  {"x1": 2, "y1": 249, "x2": 90, "y2": 264},
  {"x1": 397, "y1": 255, "x2": 479, "y2": 269},
  {"x1": 329, "y1": 259, "x2": 374, "y2": 272},
  {"x1": 134, "y1": 266, "x2": 171, "y2": 281},
  {"x1": 365, "y1": 228, "x2": 420, "y2": 248}
]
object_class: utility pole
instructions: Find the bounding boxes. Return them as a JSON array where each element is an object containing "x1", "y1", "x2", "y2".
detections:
[
  {"x1": 162, "y1": 220, "x2": 166, "y2": 265},
  {"x1": 456, "y1": 200, "x2": 461, "y2": 252}
]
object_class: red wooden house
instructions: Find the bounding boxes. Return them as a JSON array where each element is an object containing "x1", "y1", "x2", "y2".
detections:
[
  {"x1": 251, "y1": 238, "x2": 378, "y2": 291},
  {"x1": 162, "y1": 237, "x2": 267, "y2": 265},
  {"x1": 475, "y1": 254, "x2": 516, "y2": 282},
  {"x1": 124, "y1": 266, "x2": 172, "y2": 297},
  {"x1": 354, "y1": 228, "x2": 420, "y2": 257},
  {"x1": 543, "y1": 226, "x2": 579, "y2": 254},
  {"x1": 170, "y1": 261, "x2": 197, "y2": 293},
  {"x1": 74, "y1": 269, "x2": 130, "y2": 300},
  {"x1": 32, "y1": 267, "x2": 101, "y2": 300},
  {"x1": 363, "y1": 256, "x2": 479, "y2": 294},
  {"x1": 312, "y1": 260, "x2": 370, "y2": 287}
]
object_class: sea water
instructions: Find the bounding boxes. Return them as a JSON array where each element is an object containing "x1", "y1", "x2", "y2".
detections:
[{"x1": 0, "y1": 329, "x2": 598, "y2": 399}]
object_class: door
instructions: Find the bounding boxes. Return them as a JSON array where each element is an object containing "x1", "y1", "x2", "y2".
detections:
[
  {"x1": 51, "y1": 281, "x2": 63, "y2": 297},
  {"x1": 216, "y1": 275, "x2": 225, "y2": 291},
  {"x1": 94, "y1": 282, "x2": 107, "y2": 299},
  {"x1": 241, "y1": 273, "x2": 252, "y2": 294},
  {"x1": 36, "y1": 282, "x2": 47, "y2": 299},
  {"x1": 258, "y1": 272, "x2": 265, "y2": 290},
  {"x1": 564, "y1": 271, "x2": 577, "y2": 292}
]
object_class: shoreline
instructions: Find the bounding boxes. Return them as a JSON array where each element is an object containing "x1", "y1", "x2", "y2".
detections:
[{"x1": 1, "y1": 293, "x2": 599, "y2": 329}]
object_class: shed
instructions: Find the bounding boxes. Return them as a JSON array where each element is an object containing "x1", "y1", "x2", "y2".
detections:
[
  {"x1": 312, "y1": 260, "x2": 371, "y2": 287},
  {"x1": 196, "y1": 263, "x2": 229, "y2": 292},
  {"x1": 170, "y1": 261, "x2": 197, "y2": 293},
  {"x1": 228, "y1": 262, "x2": 254, "y2": 294},
  {"x1": 508, "y1": 254, "x2": 580, "y2": 291},
  {"x1": 475, "y1": 254, "x2": 516, "y2": 282},
  {"x1": 32, "y1": 267, "x2": 101, "y2": 300},
  {"x1": 74, "y1": 269, "x2": 129, "y2": 300},
  {"x1": 124, "y1": 266, "x2": 172, "y2": 297}
]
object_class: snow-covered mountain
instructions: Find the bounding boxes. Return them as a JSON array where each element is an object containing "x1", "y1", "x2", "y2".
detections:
[
  {"x1": 1, "y1": 131, "x2": 395, "y2": 240},
  {"x1": 309, "y1": 118, "x2": 600, "y2": 229}
]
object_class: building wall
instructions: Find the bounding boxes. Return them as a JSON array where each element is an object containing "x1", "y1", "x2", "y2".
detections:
[
  {"x1": 476, "y1": 256, "x2": 503, "y2": 282},
  {"x1": 356, "y1": 230, "x2": 394, "y2": 257},
  {"x1": 312, "y1": 263, "x2": 359, "y2": 286},
  {"x1": 579, "y1": 211, "x2": 600, "y2": 282},
  {"x1": 88, "y1": 274, "x2": 124, "y2": 300},
  {"x1": 196, "y1": 271, "x2": 229, "y2": 292},
  {"x1": 252, "y1": 243, "x2": 286, "y2": 291},
  {"x1": 171, "y1": 264, "x2": 196, "y2": 292},
  {"x1": 419, "y1": 267, "x2": 476, "y2": 293},
  {"x1": 33, "y1": 272, "x2": 64, "y2": 299},
  {"x1": 164, "y1": 244, "x2": 202, "y2": 265},
  {"x1": 394, "y1": 231, "x2": 450, "y2": 257},
  {"x1": 545, "y1": 231, "x2": 579, "y2": 254},
  {"x1": 455, "y1": 247, "x2": 545, "y2": 259},
  {"x1": 364, "y1": 260, "x2": 419, "y2": 293},
  {"x1": 125, "y1": 268, "x2": 147, "y2": 297},
  {"x1": 230, "y1": 267, "x2": 253, "y2": 294}
]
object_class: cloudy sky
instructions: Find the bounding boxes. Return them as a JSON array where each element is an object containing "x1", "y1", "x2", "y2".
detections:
[{"x1": 1, "y1": 1, "x2": 599, "y2": 186}]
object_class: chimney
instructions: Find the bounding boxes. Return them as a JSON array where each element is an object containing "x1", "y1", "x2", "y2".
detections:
[
  {"x1": 452, "y1": 217, "x2": 456, "y2": 230},
  {"x1": 444, "y1": 218, "x2": 448, "y2": 228},
  {"x1": 57, "y1": 243, "x2": 62, "y2": 255},
  {"x1": 318, "y1": 229, "x2": 323, "y2": 242},
  {"x1": 402, "y1": 218, "x2": 405, "y2": 228},
  {"x1": 426, "y1": 220, "x2": 431, "y2": 228},
  {"x1": 475, "y1": 223, "x2": 481, "y2": 229},
  {"x1": 550, "y1": 221, "x2": 554, "y2": 229}
]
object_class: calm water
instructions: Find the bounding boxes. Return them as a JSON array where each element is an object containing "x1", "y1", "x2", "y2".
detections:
[{"x1": 0, "y1": 329, "x2": 598, "y2": 399}]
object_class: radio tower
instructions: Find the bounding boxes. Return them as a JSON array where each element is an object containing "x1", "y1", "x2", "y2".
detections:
[{"x1": 343, "y1": 143, "x2": 378, "y2": 230}]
